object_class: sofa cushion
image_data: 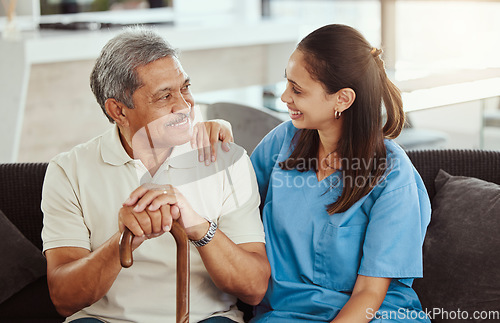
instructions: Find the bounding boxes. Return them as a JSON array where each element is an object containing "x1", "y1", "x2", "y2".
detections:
[
  {"x1": 0, "y1": 209, "x2": 47, "y2": 304},
  {"x1": 417, "y1": 170, "x2": 500, "y2": 320}
]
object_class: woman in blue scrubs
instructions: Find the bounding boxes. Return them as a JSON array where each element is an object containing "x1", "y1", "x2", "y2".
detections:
[{"x1": 250, "y1": 24, "x2": 431, "y2": 322}]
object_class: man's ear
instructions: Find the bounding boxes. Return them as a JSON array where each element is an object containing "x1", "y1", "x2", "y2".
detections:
[
  {"x1": 105, "y1": 98, "x2": 129, "y2": 126},
  {"x1": 335, "y1": 88, "x2": 356, "y2": 113}
]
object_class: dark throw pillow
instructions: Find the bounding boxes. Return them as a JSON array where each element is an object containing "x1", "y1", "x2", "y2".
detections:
[
  {"x1": 417, "y1": 170, "x2": 500, "y2": 322},
  {"x1": 0, "y1": 209, "x2": 46, "y2": 304}
]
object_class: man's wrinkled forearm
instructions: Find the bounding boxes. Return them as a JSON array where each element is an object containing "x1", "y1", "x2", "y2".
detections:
[{"x1": 47, "y1": 232, "x2": 123, "y2": 317}]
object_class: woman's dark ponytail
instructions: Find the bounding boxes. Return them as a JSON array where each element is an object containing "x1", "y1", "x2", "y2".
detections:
[{"x1": 372, "y1": 50, "x2": 405, "y2": 139}]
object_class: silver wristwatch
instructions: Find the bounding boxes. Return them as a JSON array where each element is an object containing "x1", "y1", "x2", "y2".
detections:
[{"x1": 190, "y1": 220, "x2": 217, "y2": 247}]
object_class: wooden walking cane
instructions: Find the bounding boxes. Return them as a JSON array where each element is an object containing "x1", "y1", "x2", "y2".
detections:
[{"x1": 119, "y1": 222, "x2": 190, "y2": 323}]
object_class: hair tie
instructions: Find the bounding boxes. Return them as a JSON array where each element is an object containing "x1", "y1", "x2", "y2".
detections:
[{"x1": 370, "y1": 47, "x2": 383, "y2": 58}]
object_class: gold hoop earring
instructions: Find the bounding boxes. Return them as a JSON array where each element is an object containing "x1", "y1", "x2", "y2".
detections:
[{"x1": 334, "y1": 110, "x2": 341, "y2": 119}]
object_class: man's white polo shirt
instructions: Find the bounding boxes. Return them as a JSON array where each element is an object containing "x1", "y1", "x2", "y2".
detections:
[{"x1": 41, "y1": 125, "x2": 265, "y2": 323}]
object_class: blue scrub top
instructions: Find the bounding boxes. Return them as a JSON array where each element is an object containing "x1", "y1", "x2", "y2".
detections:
[{"x1": 250, "y1": 121, "x2": 431, "y2": 322}]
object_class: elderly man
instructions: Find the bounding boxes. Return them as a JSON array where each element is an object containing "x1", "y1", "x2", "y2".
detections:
[{"x1": 41, "y1": 27, "x2": 270, "y2": 323}]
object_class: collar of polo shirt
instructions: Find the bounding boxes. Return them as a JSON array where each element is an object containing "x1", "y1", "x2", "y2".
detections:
[{"x1": 101, "y1": 125, "x2": 198, "y2": 169}]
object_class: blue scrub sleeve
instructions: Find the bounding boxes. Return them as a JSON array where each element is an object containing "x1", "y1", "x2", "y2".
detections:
[
  {"x1": 358, "y1": 182, "x2": 431, "y2": 286},
  {"x1": 250, "y1": 122, "x2": 287, "y2": 204}
]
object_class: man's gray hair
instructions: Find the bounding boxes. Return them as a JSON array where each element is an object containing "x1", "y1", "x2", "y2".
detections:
[{"x1": 90, "y1": 26, "x2": 178, "y2": 123}]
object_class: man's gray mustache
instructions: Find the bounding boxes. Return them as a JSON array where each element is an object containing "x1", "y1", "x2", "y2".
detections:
[{"x1": 164, "y1": 113, "x2": 190, "y2": 127}]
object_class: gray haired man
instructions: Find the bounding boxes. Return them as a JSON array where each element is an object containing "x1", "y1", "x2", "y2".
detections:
[{"x1": 41, "y1": 27, "x2": 270, "y2": 323}]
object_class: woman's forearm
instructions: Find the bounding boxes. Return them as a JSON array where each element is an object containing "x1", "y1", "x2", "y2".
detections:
[
  {"x1": 332, "y1": 290, "x2": 385, "y2": 323},
  {"x1": 332, "y1": 275, "x2": 391, "y2": 323}
]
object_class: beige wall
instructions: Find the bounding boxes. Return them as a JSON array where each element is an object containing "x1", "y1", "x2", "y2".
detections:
[{"x1": 19, "y1": 60, "x2": 108, "y2": 162}]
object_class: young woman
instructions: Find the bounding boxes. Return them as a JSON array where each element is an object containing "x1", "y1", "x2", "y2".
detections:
[{"x1": 248, "y1": 24, "x2": 431, "y2": 322}]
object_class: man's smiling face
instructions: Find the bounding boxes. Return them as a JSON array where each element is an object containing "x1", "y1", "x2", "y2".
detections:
[{"x1": 127, "y1": 55, "x2": 195, "y2": 150}]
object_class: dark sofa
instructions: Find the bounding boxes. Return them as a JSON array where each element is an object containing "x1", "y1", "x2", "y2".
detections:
[{"x1": 1, "y1": 149, "x2": 499, "y2": 323}]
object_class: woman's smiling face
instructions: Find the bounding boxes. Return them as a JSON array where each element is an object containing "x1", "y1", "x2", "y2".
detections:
[{"x1": 281, "y1": 49, "x2": 338, "y2": 132}]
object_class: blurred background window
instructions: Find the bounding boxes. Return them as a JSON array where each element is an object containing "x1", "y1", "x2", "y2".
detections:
[
  {"x1": 40, "y1": 0, "x2": 172, "y2": 15},
  {"x1": 264, "y1": 0, "x2": 500, "y2": 78}
]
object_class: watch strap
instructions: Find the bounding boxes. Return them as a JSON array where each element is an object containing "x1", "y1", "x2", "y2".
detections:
[{"x1": 190, "y1": 220, "x2": 217, "y2": 247}]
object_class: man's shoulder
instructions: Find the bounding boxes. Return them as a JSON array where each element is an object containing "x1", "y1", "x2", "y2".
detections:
[
  {"x1": 50, "y1": 128, "x2": 112, "y2": 167},
  {"x1": 214, "y1": 141, "x2": 248, "y2": 165}
]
